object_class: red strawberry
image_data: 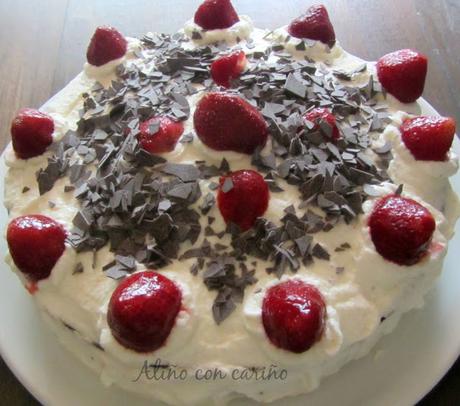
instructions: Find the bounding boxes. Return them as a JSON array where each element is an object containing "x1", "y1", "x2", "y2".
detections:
[
  {"x1": 217, "y1": 169, "x2": 269, "y2": 231},
  {"x1": 376, "y1": 49, "x2": 428, "y2": 103},
  {"x1": 304, "y1": 107, "x2": 340, "y2": 140},
  {"x1": 138, "y1": 116, "x2": 184, "y2": 154},
  {"x1": 11, "y1": 108, "x2": 54, "y2": 159},
  {"x1": 287, "y1": 5, "x2": 336, "y2": 46},
  {"x1": 400, "y1": 116, "x2": 455, "y2": 161},
  {"x1": 262, "y1": 279, "x2": 326, "y2": 353},
  {"x1": 211, "y1": 51, "x2": 246, "y2": 88},
  {"x1": 369, "y1": 195, "x2": 435, "y2": 266},
  {"x1": 194, "y1": 92, "x2": 268, "y2": 154},
  {"x1": 194, "y1": 0, "x2": 239, "y2": 30},
  {"x1": 86, "y1": 26, "x2": 127, "y2": 67},
  {"x1": 107, "y1": 271, "x2": 182, "y2": 353},
  {"x1": 7, "y1": 215, "x2": 66, "y2": 281}
]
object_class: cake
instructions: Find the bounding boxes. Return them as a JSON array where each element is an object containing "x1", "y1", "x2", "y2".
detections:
[{"x1": 3, "y1": 1, "x2": 459, "y2": 405}]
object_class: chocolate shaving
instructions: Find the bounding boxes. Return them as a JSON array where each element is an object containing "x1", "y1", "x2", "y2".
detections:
[
  {"x1": 284, "y1": 73, "x2": 307, "y2": 98},
  {"x1": 221, "y1": 178, "x2": 233, "y2": 193},
  {"x1": 72, "y1": 262, "x2": 84, "y2": 274},
  {"x1": 312, "y1": 243, "x2": 330, "y2": 260},
  {"x1": 161, "y1": 163, "x2": 200, "y2": 182}
]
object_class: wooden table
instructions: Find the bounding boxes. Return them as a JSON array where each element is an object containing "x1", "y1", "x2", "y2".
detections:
[{"x1": 0, "y1": 0, "x2": 459, "y2": 404}]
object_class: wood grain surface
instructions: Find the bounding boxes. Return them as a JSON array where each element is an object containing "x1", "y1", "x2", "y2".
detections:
[{"x1": 0, "y1": 0, "x2": 459, "y2": 404}]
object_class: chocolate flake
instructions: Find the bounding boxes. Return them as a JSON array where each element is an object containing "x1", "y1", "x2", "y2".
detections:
[
  {"x1": 200, "y1": 192, "x2": 215, "y2": 214},
  {"x1": 312, "y1": 243, "x2": 330, "y2": 260},
  {"x1": 72, "y1": 262, "x2": 84, "y2": 274},
  {"x1": 221, "y1": 178, "x2": 233, "y2": 193},
  {"x1": 335, "y1": 242, "x2": 351, "y2": 252},
  {"x1": 104, "y1": 266, "x2": 128, "y2": 280},
  {"x1": 161, "y1": 163, "x2": 200, "y2": 182},
  {"x1": 284, "y1": 73, "x2": 307, "y2": 98}
]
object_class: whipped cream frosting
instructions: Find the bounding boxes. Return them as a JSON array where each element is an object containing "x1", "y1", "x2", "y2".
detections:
[
  {"x1": 3, "y1": 16, "x2": 460, "y2": 406},
  {"x1": 184, "y1": 15, "x2": 254, "y2": 44},
  {"x1": 271, "y1": 26, "x2": 343, "y2": 62}
]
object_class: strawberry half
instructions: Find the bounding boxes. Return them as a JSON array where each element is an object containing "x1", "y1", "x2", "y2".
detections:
[
  {"x1": 86, "y1": 26, "x2": 128, "y2": 67},
  {"x1": 194, "y1": 0, "x2": 239, "y2": 30},
  {"x1": 7, "y1": 215, "x2": 66, "y2": 281},
  {"x1": 304, "y1": 107, "x2": 340, "y2": 140},
  {"x1": 211, "y1": 51, "x2": 246, "y2": 88},
  {"x1": 376, "y1": 49, "x2": 428, "y2": 103},
  {"x1": 11, "y1": 108, "x2": 54, "y2": 159},
  {"x1": 193, "y1": 92, "x2": 268, "y2": 154},
  {"x1": 287, "y1": 4, "x2": 336, "y2": 47},
  {"x1": 262, "y1": 279, "x2": 326, "y2": 353},
  {"x1": 138, "y1": 116, "x2": 184, "y2": 154},
  {"x1": 400, "y1": 116, "x2": 456, "y2": 161},
  {"x1": 107, "y1": 271, "x2": 182, "y2": 352},
  {"x1": 217, "y1": 169, "x2": 269, "y2": 231},
  {"x1": 369, "y1": 194, "x2": 435, "y2": 266}
]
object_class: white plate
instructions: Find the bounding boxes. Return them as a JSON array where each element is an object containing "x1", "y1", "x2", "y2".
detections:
[{"x1": 0, "y1": 98, "x2": 459, "y2": 406}]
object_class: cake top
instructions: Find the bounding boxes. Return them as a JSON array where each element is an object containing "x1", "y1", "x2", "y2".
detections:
[{"x1": 4, "y1": 0, "x2": 457, "y2": 359}]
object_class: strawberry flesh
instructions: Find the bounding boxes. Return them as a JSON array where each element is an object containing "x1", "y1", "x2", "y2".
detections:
[
  {"x1": 211, "y1": 51, "x2": 246, "y2": 88},
  {"x1": 369, "y1": 195, "x2": 435, "y2": 266},
  {"x1": 287, "y1": 4, "x2": 336, "y2": 46},
  {"x1": 304, "y1": 107, "x2": 340, "y2": 140},
  {"x1": 7, "y1": 215, "x2": 66, "y2": 281},
  {"x1": 400, "y1": 116, "x2": 455, "y2": 161},
  {"x1": 107, "y1": 271, "x2": 182, "y2": 353},
  {"x1": 376, "y1": 49, "x2": 428, "y2": 103},
  {"x1": 262, "y1": 279, "x2": 326, "y2": 353},
  {"x1": 194, "y1": 0, "x2": 239, "y2": 30},
  {"x1": 11, "y1": 108, "x2": 54, "y2": 159},
  {"x1": 138, "y1": 116, "x2": 184, "y2": 154},
  {"x1": 194, "y1": 92, "x2": 268, "y2": 154},
  {"x1": 217, "y1": 169, "x2": 269, "y2": 231},
  {"x1": 86, "y1": 26, "x2": 127, "y2": 67}
]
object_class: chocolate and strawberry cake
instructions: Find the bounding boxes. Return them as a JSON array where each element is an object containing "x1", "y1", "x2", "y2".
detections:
[{"x1": 3, "y1": 1, "x2": 460, "y2": 404}]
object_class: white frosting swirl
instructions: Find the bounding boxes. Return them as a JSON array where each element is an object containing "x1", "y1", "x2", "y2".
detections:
[
  {"x1": 183, "y1": 15, "x2": 253, "y2": 44},
  {"x1": 382, "y1": 112, "x2": 459, "y2": 210},
  {"x1": 272, "y1": 26, "x2": 343, "y2": 62}
]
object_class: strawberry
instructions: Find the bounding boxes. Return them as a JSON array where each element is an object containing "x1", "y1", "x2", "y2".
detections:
[
  {"x1": 138, "y1": 116, "x2": 184, "y2": 154},
  {"x1": 304, "y1": 107, "x2": 340, "y2": 140},
  {"x1": 11, "y1": 108, "x2": 54, "y2": 159},
  {"x1": 86, "y1": 26, "x2": 128, "y2": 67},
  {"x1": 262, "y1": 279, "x2": 326, "y2": 353},
  {"x1": 287, "y1": 4, "x2": 336, "y2": 46},
  {"x1": 217, "y1": 169, "x2": 269, "y2": 231},
  {"x1": 194, "y1": 92, "x2": 268, "y2": 154},
  {"x1": 400, "y1": 116, "x2": 455, "y2": 161},
  {"x1": 376, "y1": 49, "x2": 428, "y2": 103},
  {"x1": 7, "y1": 215, "x2": 66, "y2": 281},
  {"x1": 369, "y1": 195, "x2": 435, "y2": 266},
  {"x1": 107, "y1": 271, "x2": 182, "y2": 353},
  {"x1": 211, "y1": 51, "x2": 246, "y2": 88},
  {"x1": 194, "y1": 0, "x2": 239, "y2": 30}
]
